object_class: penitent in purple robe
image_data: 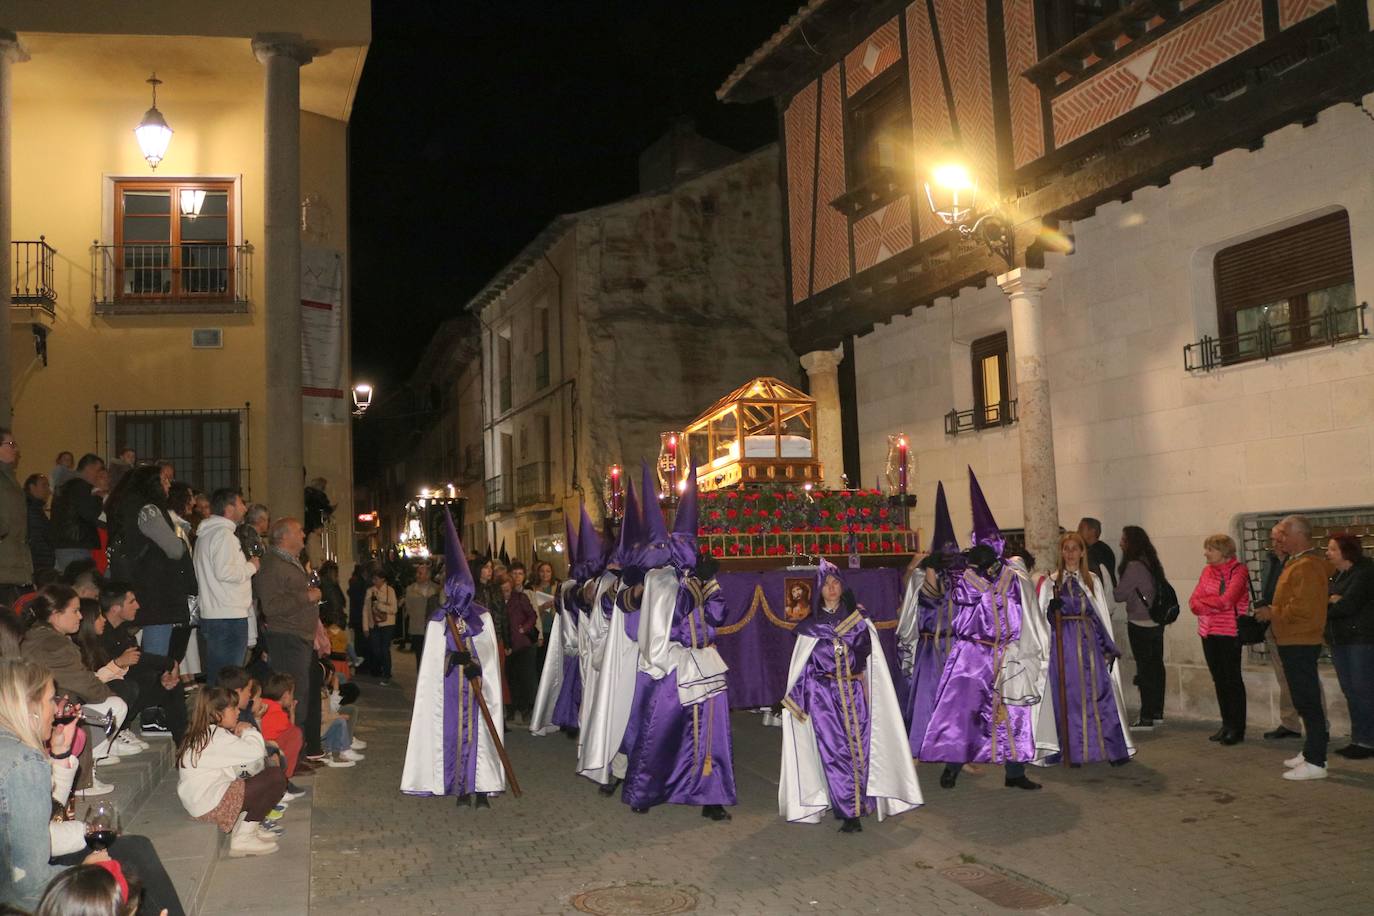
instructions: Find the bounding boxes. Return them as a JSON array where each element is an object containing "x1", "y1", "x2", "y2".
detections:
[
  {"x1": 785, "y1": 610, "x2": 875, "y2": 819},
  {"x1": 920, "y1": 567, "x2": 1037, "y2": 765},
  {"x1": 549, "y1": 587, "x2": 583, "y2": 731},
  {"x1": 1045, "y1": 575, "x2": 1131, "y2": 764},
  {"x1": 620, "y1": 575, "x2": 736, "y2": 809},
  {"x1": 901, "y1": 582, "x2": 955, "y2": 758}
]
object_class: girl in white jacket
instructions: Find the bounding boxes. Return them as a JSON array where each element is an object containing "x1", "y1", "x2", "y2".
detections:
[{"x1": 176, "y1": 686, "x2": 286, "y2": 857}]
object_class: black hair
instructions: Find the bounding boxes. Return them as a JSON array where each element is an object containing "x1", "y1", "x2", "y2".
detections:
[
  {"x1": 1119, "y1": 526, "x2": 1164, "y2": 579},
  {"x1": 210, "y1": 487, "x2": 243, "y2": 516},
  {"x1": 98, "y1": 581, "x2": 136, "y2": 616},
  {"x1": 75, "y1": 453, "x2": 104, "y2": 473},
  {"x1": 218, "y1": 666, "x2": 250, "y2": 692}
]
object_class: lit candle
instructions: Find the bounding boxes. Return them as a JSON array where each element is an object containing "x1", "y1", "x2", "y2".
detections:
[
  {"x1": 897, "y1": 436, "x2": 908, "y2": 494},
  {"x1": 609, "y1": 464, "x2": 622, "y2": 517}
]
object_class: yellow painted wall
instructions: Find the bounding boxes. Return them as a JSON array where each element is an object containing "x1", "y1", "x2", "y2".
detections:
[{"x1": 8, "y1": 34, "x2": 356, "y2": 570}]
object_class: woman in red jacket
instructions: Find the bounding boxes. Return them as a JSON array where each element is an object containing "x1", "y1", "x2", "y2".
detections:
[{"x1": 1189, "y1": 534, "x2": 1251, "y2": 745}]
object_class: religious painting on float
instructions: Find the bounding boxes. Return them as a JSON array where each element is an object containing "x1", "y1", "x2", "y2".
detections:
[{"x1": 784, "y1": 578, "x2": 812, "y2": 621}]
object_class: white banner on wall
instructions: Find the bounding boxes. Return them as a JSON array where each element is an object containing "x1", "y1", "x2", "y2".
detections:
[{"x1": 301, "y1": 245, "x2": 345, "y2": 425}]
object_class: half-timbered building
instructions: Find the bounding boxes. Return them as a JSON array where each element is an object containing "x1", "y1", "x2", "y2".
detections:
[{"x1": 721, "y1": 0, "x2": 1374, "y2": 729}]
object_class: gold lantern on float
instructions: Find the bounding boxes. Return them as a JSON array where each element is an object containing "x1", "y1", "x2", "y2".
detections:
[{"x1": 682, "y1": 377, "x2": 821, "y2": 493}]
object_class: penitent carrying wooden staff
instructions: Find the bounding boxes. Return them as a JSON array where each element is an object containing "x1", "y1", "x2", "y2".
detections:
[{"x1": 399, "y1": 508, "x2": 521, "y2": 806}]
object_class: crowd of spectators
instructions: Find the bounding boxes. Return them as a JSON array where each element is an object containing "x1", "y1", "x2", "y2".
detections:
[{"x1": 0, "y1": 432, "x2": 368, "y2": 914}]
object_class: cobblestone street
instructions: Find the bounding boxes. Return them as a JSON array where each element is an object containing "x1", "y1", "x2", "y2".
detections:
[{"x1": 306, "y1": 653, "x2": 1374, "y2": 915}]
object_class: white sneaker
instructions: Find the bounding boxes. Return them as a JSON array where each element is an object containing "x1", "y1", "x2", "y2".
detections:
[
  {"x1": 349, "y1": 738, "x2": 367, "y2": 750},
  {"x1": 340, "y1": 748, "x2": 365, "y2": 762},
  {"x1": 94, "y1": 751, "x2": 121, "y2": 766},
  {"x1": 1282, "y1": 762, "x2": 1328, "y2": 781},
  {"x1": 78, "y1": 776, "x2": 115, "y2": 797},
  {"x1": 228, "y1": 831, "x2": 279, "y2": 857},
  {"x1": 111, "y1": 734, "x2": 144, "y2": 756},
  {"x1": 323, "y1": 755, "x2": 356, "y2": 768},
  {"x1": 1283, "y1": 753, "x2": 1306, "y2": 768}
]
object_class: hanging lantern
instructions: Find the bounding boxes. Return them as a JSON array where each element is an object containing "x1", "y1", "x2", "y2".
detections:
[
  {"x1": 179, "y1": 188, "x2": 206, "y2": 219},
  {"x1": 134, "y1": 73, "x2": 173, "y2": 170},
  {"x1": 351, "y1": 383, "x2": 373, "y2": 417}
]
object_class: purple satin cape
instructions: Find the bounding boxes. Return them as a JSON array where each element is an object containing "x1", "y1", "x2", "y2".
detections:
[
  {"x1": 920, "y1": 566, "x2": 1037, "y2": 765},
  {"x1": 621, "y1": 579, "x2": 737, "y2": 809},
  {"x1": 787, "y1": 610, "x2": 875, "y2": 820},
  {"x1": 1046, "y1": 577, "x2": 1130, "y2": 764},
  {"x1": 551, "y1": 657, "x2": 582, "y2": 730},
  {"x1": 903, "y1": 588, "x2": 954, "y2": 757}
]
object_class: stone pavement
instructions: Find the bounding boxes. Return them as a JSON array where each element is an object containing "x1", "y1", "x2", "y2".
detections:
[{"x1": 304, "y1": 651, "x2": 1374, "y2": 916}]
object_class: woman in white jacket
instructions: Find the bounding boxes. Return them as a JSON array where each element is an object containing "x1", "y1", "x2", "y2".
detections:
[{"x1": 176, "y1": 686, "x2": 286, "y2": 857}]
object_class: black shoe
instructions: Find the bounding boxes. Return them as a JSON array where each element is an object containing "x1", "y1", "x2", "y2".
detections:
[
  {"x1": 1108, "y1": 758, "x2": 1130, "y2": 767},
  {"x1": 1209, "y1": 728, "x2": 1226, "y2": 742},
  {"x1": 1264, "y1": 726, "x2": 1301, "y2": 740},
  {"x1": 455, "y1": 793, "x2": 471, "y2": 808},
  {"x1": 839, "y1": 817, "x2": 863, "y2": 833},
  {"x1": 1005, "y1": 775, "x2": 1041, "y2": 790},
  {"x1": 701, "y1": 804, "x2": 731, "y2": 821},
  {"x1": 939, "y1": 766, "x2": 958, "y2": 789},
  {"x1": 1336, "y1": 744, "x2": 1374, "y2": 759},
  {"x1": 631, "y1": 806, "x2": 649, "y2": 814},
  {"x1": 562, "y1": 727, "x2": 579, "y2": 741},
  {"x1": 1129, "y1": 718, "x2": 1154, "y2": 732},
  {"x1": 474, "y1": 794, "x2": 490, "y2": 809},
  {"x1": 597, "y1": 778, "x2": 621, "y2": 797},
  {"x1": 1219, "y1": 731, "x2": 1245, "y2": 746}
]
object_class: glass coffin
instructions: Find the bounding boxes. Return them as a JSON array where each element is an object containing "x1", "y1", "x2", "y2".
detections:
[{"x1": 682, "y1": 377, "x2": 821, "y2": 492}]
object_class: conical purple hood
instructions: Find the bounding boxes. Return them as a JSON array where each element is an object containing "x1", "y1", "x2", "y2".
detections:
[
  {"x1": 968, "y1": 466, "x2": 1004, "y2": 554},
  {"x1": 636, "y1": 459, "x2": 674, "y2": 569},
  {"x1": 667, "y1": 463, "x2": 699, "y2": 570},
  {"x1": 931, "y1": 481, "x2": 959, "y2": 555},
  {"x1": 610, "y1": 478, "x2": 640, "y2": 567},
  {"x1": 573, "y1": 503, "x2": 604, "y2": 580},
  {"x1": 436, "y1": 508, "x2": 481, "y2": 634}
]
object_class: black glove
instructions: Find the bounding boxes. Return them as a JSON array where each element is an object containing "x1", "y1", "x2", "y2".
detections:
[
  {"x1": 620, "y1": 566, "x2": 646, "y2": 589},
  {"x1": 444, "y1": 651, "x2": 461, "y2": 678},
  {"x1": 695, "y1": 556, "x2": 720, "y2": 581},
  {"x1": 769, "y1": 702, "x2": 783, "y2": 717},
  {"x1": 965, "y1": 544, "x2": 998, "y2": 574},
  {"x1": 1047, "y1": 597, "x2": 1065, "y2": 614},
  {"x1": 918, "y1": 551, "x2": 949, "y2": 571},
  {"x1": 453, "y1": 650, "x2": 473, "y2": 666},
  {"x1": 463, "y1": 663, "x2": 482, "y2": 681}
]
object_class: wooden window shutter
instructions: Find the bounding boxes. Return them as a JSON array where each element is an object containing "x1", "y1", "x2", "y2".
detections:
[{"x1": 1214, "y1": 211, "x2": 1354, "y2": 313}]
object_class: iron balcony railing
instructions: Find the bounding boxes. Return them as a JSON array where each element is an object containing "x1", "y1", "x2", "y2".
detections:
[
  {"x1": 485, "y1": 476, "x2": 513, "y2": 513},
  {"x1": 1185, "y1": 302, "x2": 1368, "y2": 372},
  {"x1": 12, "y1": 238, "x2": 57, "y2": 316},
  {"x1": 91, "y1": 242, "x2": 252, "y2": 312},
  {"x1": 945, "y1": 399, "x2": 1018, "y2": 436},
  {"x1": 515, "y1": 461, "x2": 551, "y2": 507}
]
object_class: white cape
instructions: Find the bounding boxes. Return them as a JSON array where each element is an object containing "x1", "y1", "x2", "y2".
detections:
[
  {"x1": 577, "y1": 572, "x2": 637, "y2": 784},
  {"x1": 779, "y1": 619, "x2": 923, "y2": 823},
  {"x1": 639, "y1": 567, "x2": 729, "y2": 706},
  {"x1": 400, "y1": 612, "x2": 506, "y2": 795},
  {"x1": 529, "y1": 580, "x2": 580, "y2": 736},
  {"x1": 1033, "y1": 570, "x2": 1135, "y2": 762}
]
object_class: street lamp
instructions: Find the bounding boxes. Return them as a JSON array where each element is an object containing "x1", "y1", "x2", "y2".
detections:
[
  {"x1": 352, "y1": 383, "x2": 373, "y2": 417},
  {"x1": 134, "y1": 73, "x2": 173, "y2": 170},
  {"x1": 922, "y1": 151, "x2": 1012, "y2": 268}
]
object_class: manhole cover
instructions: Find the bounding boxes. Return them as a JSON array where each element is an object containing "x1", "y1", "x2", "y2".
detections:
[
  {"x1": 939, "y1": 864, "x2": 1065, "y2": 910},
  {"x1": 571, "y1": 884, "x2": 698, "y2": 916}
]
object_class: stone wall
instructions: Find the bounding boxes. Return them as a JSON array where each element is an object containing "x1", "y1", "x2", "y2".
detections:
[
  {"x1": 853, "y1": 97, "x2": 1374, "y2": 733},
  {"x1": 575, "y1": 145, "x2": 797, "y2": 512}
]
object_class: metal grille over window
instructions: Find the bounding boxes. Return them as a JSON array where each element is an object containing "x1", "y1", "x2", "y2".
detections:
[{"x1": 95, "y1": 405, "x2": 250, "y2": 495}]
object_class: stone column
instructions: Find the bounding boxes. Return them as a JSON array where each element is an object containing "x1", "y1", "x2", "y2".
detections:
[
  {"x1": 0, "y1": 32, "x2": 28, "y2": 428},
  {"x1": 254, "y1": 34, "x2": 314, "y2": 520},
  {"x1": 800, "y1": 346, "x2": 845, "y2": 488},
  {"x1": 999, "y1": 267, "x2": 1059, "y2": 572}
]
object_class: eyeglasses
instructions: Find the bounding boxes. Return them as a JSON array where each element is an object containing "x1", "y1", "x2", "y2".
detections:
[{"x1": 0, "y1": 440, "x2": 16, "y2": 448}]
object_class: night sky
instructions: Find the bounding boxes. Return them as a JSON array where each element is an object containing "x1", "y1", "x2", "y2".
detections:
[{"x1": 348, "y1": 1, "x2": 799, "y2": 399}]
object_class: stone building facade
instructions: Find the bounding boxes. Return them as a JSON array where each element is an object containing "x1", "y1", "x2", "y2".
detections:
[{"x1": 474, "y1": 140, "x2": 795, "y2": 564}]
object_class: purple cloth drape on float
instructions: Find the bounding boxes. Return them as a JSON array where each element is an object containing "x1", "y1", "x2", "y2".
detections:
[{"x1": 712, "y1": 568, "x2": 904, "y2": 708}]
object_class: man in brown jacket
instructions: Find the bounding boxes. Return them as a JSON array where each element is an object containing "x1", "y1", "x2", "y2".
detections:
[
  {"x1": 1255, "y1": 515, "x2": 1334, "y2": 780},
  {"x1": 254, "y1": 517, "x2": 324, "y2": 761}
]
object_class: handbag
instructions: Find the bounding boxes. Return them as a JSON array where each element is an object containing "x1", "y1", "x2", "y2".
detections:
[{"x1": 1237, "y1": 574, "x2": 1269, "y2": 645}]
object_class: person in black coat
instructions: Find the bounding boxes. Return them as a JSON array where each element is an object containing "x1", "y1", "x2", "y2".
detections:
[
  {"x1": 106, "y1": 466, "x2": 198, "y2": 660},
  {"x1": 23, "y1": 474, "x2": 55, "y2": 574},
  {"x1": 1326, "y1": 534, "x2": 1374, "y2": 760}
]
